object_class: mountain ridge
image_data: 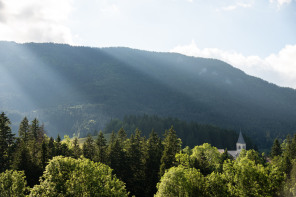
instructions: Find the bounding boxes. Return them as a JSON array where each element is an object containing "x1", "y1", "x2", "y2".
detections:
[{"x1": 0, "y1": 41, "x2": 295, "y2": 149}]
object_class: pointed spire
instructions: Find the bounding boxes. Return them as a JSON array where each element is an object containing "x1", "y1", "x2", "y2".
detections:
[{"x1": 237, "y1": 131, "x2": 245, "y2": 144}]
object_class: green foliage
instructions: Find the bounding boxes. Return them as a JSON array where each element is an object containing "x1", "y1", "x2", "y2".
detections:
[
  {"x1": 155, "y1": 166, "x2": 206, "y2": 197},
  {"x1": 269, "y1": 134, "x2": 296, "y2": 196},
  {"x1": 29, "y1": 118, "x2": 40, "y2": 141},
  {"x1": 125, "y1": 129, "x2": 145, "y2": 196},
  {"x1": 40, "y1": 139, "x2": 48, "y2": 169},
  {"x1": 30, "y1": 156, "x2": 128, "y2": 196},
  {"x1": 270, "y1": 138, "x2": 282, "y2": 158},
  {"x1": 95, "y1": 131, "x2": 107, "y2": 163},
  {"x1": 82, "y1": 135, "x2": 96, "y2": 160},
  {"x1": 71, "y1": 137, "x2": 82, "y2": 159},
  {"x1": 159, "y1": 126, "x2": 182, "y2": 176},
  {"x1": 0, "y1": 112, "x2": 292, "y2": 196},
  {"x1": 176, "y1": 143, "x2": 222, "y2": 175},
  {"x1": 191, "y1": 143, "x2": 222, "y2": 174},
  {"x1": 18, "y1": 117, "x2": 29, "y2": 143},
  {"x1": 236, "y1": 149, "x2": 266, "y2": 166},
  {"x1": 157, "y1": 148, "x2": 285, "y2": 197},
  {"x1": 144, "y1": 130, "x2": 163, "y2": 197},
  {"x1": 117, "y1": 127, "x2": 127, "y2": 144},
  {"x1": 0, "y1": 170, "x2": 29, "y2": 197},
  {"x1": 284, "y1": 160, "x2": 296, "y2": 196},
  {"x1": 12, "y1": 140, "x2": 34, "y2": 186},
  {"x1": 291, "y1": 135, "x2": 296, "y2": 159},
  {"x1": 223, "y1": 153, "x2": 284, "y2": 197},
  {"x1": 104, "y1": 115, "x2": 249, "y2": 150},
  {"x1": 107, "y1": 130, "x2": 128, "y2": 185},
  {"x1": 206, "y1": 172, "x2": 230, "y2": 197},
  {"x1": 47, "y1": 137, "x2": 55, "y2": 160},
  {"x1": 0, "y1": 112, "x2": 15, "y2": 172}
]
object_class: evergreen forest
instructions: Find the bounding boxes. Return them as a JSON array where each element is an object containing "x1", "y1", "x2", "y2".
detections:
[
  {"x1": 103, "y1": 114, "x2": 257, "y2": 150},
  {"x1": 1, "y1": 112, "x2": 296, "y2": 196}
]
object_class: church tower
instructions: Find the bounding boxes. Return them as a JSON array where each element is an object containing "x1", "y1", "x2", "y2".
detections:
[{"x1": 236, "y1": 131, "x2": 246, "y2": 153}]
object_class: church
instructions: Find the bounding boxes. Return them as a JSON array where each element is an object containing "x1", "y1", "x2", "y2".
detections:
[{"x1": 218, "y1": 131, "x2": 246, "y2": 158}]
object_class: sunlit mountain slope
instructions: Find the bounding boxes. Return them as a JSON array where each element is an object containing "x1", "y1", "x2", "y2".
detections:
[{"x1": 1, "y1": 42, "x2": 296, "y2": 149}]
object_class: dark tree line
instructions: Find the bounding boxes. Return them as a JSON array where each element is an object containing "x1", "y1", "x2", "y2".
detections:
[
  {"x1": 104, "y1": 114, "x2": 257, "y2": 150},
  {"x1": 0, "y1": 112, "x2": 182, "y2": 196}
]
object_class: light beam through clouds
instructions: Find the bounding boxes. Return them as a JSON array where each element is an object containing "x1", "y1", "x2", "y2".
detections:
[
  {"x1": 0, "y1": 61, "x2": 35, "y2": 112},
  {"x1": 171, "y1": 41, "x2": 296, "y2": 89},
  {"x1": 0, "y1": 0, "x2": 295, "y2": 89}
]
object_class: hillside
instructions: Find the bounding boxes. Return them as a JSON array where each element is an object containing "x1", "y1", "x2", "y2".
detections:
[{"x1": 1, "y1": 41, "x2": 296, "y2": 149}]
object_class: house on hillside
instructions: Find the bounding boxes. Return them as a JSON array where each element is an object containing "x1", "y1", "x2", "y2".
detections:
[{"x1": 218, "y1": 131, "x2": 246, "y2": 158}]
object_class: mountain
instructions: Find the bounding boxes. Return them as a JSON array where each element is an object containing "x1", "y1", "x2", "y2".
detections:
[{"x1": 1, "y1": 41, "x2": 296, "y2": 149}]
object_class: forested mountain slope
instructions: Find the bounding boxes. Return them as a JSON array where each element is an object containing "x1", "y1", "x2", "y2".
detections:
[{"x1": 1, "y1": 41, "x2": 295, "y2": 149}]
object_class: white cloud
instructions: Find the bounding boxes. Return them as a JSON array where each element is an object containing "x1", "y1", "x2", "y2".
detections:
[
  {"x1": 217, "y1": 1, "x2": 253, "y2": 11},
  {"x1": 0, "y1": 0, "x2": 74, "y2": 44},
  {"x1": 270, "y1": 0, "x2": 292, "y2": 7},
  {"x1": 171, "y1": 41, "x2": 296, "y2": 89}
]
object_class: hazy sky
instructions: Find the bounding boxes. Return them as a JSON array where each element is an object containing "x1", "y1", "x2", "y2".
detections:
[{"x1": 0, "y1": 0, "x2": 295, "y2": 88}]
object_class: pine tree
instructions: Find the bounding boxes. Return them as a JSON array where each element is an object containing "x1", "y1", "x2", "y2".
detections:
[
  {"x1": 47, "y1": 137, "x2": 55, "y2": 159},
  {"x1": 291, "y1": 134, "x2": 296, "y2": 159},
  {"x1": 96, "y1": 131, "x2": 107, "y2": 163},
  {"x1": 126, "y1": 129, "x2": 145, "y2": 196},
  {"x1": 27, "y1": 119, "x2": 42, "y2": 169},
  {"x1": 107, "y1": 131, "x2": 127, "y2": 182},
  {"x1": 109, "y1": 131, "x2": 116, "y2": 145},
  {"x1": 283, "y1": 155, "x2": 292, "y2": 177},
  {"x1": 72, "y1": 137, "x2": 82, "y2": 159},
  {"x1": 83, "y1": 135, "x2": 96, "y2": 160},
  {"x1": 159, "y1": 126, "x2": 181, "y2": 176},
  {"x1": 271, "y1": 138, "x2": 282, "y2": 158},
  {"x1": 12, "y1": 141, "x2": 34, "y2": 187},
  {"x1": 55, "y1": 134, "x2": 62, "y2": 156},
  {"x1": 0, "y1": 112, "x2": 15, "y2": 172},
  {"x1": 41, "y1": 139, "x2": 48, "y2": 169},
  {"x1": 107, "y1": 131, "x2": 116, "y2": 165},
  {"x1": 284, "y1": 135, "x2": 293, "y2": 162},
  {"x1": 117, "y1": 127, "x2": 127, "y2": 144},
  {"x1": 18, "y1": 117, "x2": 29, "y2": 143},
  {"x1": 145, "y1": 130, "x2": 163, "y2": 197},
  {"x1": 29, "y1": 118, "x2": 40, "y2": 141}
]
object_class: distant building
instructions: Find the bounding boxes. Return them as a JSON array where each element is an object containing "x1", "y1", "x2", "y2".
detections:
[{"x1": 218, "y1": 131, "x2": 246, "y2": 158}]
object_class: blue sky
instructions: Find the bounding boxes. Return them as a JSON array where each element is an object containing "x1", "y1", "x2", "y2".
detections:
[{"x1": 0, "y1": 0, "x2": 295, "y2": 88}]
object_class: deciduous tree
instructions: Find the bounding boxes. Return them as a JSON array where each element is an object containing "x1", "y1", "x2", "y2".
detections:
[
  {"x1": 0, "y1": 170, "x2": 29, "y2": 197},
  {"x1": 30, "y1": 156, "x2": 128, "y2": 196},
  {"x1": 155, "y1": 166, "x2": 206, "y2": 197}
]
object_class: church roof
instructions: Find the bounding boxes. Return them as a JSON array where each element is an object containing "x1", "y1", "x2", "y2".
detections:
[{"x1": 237, "y1": 131, "x2": 245, "y2": 144}]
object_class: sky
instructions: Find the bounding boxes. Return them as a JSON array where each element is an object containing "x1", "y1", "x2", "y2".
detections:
[{"x1": 0, "y1": 0, "x2": 295, "y2": 88}]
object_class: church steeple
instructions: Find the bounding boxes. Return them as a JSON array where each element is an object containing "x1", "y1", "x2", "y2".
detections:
[
  {"x1": 236, "y1": 131, "x2": 246, "y2": 152},
  {"x1": 237, "y1": 131, "x2": 245, "y2": 144}
]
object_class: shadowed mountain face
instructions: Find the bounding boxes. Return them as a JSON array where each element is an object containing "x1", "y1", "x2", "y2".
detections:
[{"x1": 0, "y1": 42, "x2": 296, "y2": 149}]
